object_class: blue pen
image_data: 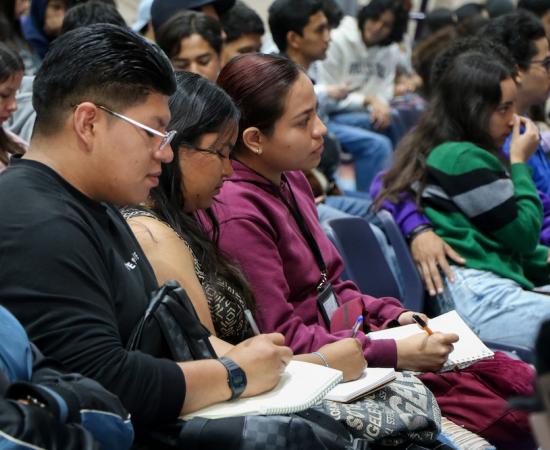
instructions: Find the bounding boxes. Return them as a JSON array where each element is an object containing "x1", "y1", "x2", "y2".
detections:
[{"x1": 351, "y1": 316, "x2": 364, "y2": 337}]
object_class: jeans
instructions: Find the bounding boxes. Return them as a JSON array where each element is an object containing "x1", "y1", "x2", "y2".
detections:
[
  {"x1": 324, "y1": 195, "x2": 371, "y2": 218},
  {"x1": 330, "y1": 109, "x2": 407, "y2": 148},
  {"x1": 327, "y1": 119, "x2": 392, "y2": 192},
  {"x1": 436, "y1": 266, "x2": 550, "y2": 348}
]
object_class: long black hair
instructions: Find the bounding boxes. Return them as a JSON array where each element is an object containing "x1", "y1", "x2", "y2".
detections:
[
  {"x1": 149, "y1": 71, "x2": 255, "y2": 309},
  {"x1": 0, "y1": 43, "x2": 25, "y2": 165},
  {"x1": 376, "y1": 43, "x2": 516, "y2": 207}
]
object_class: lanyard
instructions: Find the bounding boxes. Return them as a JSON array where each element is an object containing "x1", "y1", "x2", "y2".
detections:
[
  {"x1": 275, "y1": 179, "x2": 328, "y2": 291},
  {"x1": 234, "y1": 161, "x2": 329, "y2": 290}
]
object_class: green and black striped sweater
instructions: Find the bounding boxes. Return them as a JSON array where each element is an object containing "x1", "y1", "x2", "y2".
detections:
[{"x1": 421, "y1": 141, "x2": 549, "y2": 289}]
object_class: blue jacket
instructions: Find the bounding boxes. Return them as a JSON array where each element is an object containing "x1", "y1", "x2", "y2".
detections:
[
  {"x1": 21, "y1": 0, "x2": 53, "y2": 59},
  {"x1": 503, "y1": 130, "x2": 550, "y2": 197}
]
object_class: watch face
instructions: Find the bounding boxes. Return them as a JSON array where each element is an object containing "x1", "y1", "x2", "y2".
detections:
[
  {"x1": 220, "y1": 357, "x2": 247, "y2": 399},
  {"x1": 232, "y1": 369, "x2": 246, "y2": 388}
]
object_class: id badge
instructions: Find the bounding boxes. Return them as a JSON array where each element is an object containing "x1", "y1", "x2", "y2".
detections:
[{"x1": 317, "y1": 283, "x2": 339, "y2": 328}]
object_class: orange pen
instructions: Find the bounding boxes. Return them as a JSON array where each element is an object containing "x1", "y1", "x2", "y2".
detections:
[{"x1": 412, "y1": 314, "x2": 434, "y2": 335}]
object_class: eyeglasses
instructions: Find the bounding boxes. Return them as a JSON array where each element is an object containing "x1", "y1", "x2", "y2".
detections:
[
  {"x1": 97, "y1": 105, "x2": 177, "y2": 151},
  {"x1": 531, "y1": 57, "x2": 550, "y2": 72},
  {"x1": 181, "y1": 142, "x2": 231, "y2": 161}
]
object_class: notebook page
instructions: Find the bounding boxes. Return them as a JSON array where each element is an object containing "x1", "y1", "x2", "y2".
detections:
[
  {"x1": 325, "y1": 367, "x2": 396, "y2": 402},
  {"x1": 368, "y1": 310, "x2": 493, "y2": 370},
  {"x1": 181, "y1": 361, "x2": 343, "y2": 420}
]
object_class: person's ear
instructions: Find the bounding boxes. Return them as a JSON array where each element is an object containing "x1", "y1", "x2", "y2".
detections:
[
  {"x1": 242, "y1": 127, "x2": 264, "y2": 155},
  {"x1": 287, "y1": 30, "x2": 302, "y2": 51},
  {"x1": 72, "y1": 102, "x2": 100, "y2": 151},
  {"x1": 515, "y1": 67, "x2": 524, "y2": 86}
]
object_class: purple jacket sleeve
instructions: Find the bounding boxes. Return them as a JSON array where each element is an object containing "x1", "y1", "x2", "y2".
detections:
[
  {"x1": 539, "y1": 190, "x2": 550, "y2": 247},
  {"x1": 370, "y1": 173, "x2": 430, "y2": 237}
]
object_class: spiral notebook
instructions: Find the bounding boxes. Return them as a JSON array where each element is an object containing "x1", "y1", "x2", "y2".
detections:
[
  {"x1": 368, "y1": 310, "x2": 494, "y2": 372},
  {"x1": 325, "y1": 367, "x2": 396, "y2": 402},
  {"x1": 181, "y1": 361, "x2": 343, "y2": 420}
]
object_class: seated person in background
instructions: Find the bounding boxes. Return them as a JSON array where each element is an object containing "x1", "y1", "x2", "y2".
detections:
[
  {"x1": 0, "y1": 0, "x2": 41, "y2": 75},
  {"x1": 372, "y1": 11, "x2": 550, "y2": 293},
  {"x1": 219, "y1": 1, "x2": 264, "y2": 67},
  {"x1": 150, "y1": 0, "x2": 234, "y2": 34},
  {"x1": 0, "y1": 43, "x2": 25, "y2": 171},
  {"x1": 125, "y1": 70, "x2": 365, "y2": 382},
  {"x1": 156, "y1": 10, "x2": 222, "y2": 82},
  {"x1": 212, "y1": 53, "x2": 537, "y2": 449},
  {"x1": 269, "y1": 0, "x2": 392, "y2": 193},
  {"x1": 0, "y1": 24, "x2": 291, "y2": 444},
  {"x1": 0, "y1": 304, "x2": 133, "y2": 450},
  {"x1": 316, "y1": 0, "x2": 408, "y2": 148},
  {"x1": 7, "y1": 0, "x2": 129, "y2": 144},
  {"x1": 375, "y1": 44, "x2": 550, "y2": 349}
]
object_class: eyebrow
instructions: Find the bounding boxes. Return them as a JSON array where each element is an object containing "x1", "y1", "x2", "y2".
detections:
[
  {"x1": 152, "y1": 116, "x2": 169, "y2": 129},
  {"x1": 292, "y1": 108, "x2": 315, "y2": 120}
]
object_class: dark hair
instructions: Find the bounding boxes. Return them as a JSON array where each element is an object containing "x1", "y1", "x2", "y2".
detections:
[
  {"x1": 376, "y1": 48, "x2": 516, "y2": 207},
  {"x1": 156, "y1": 10, "x2": 223, "y2": 58},
  {"x1": 484, "y1": 10, "x2": 546, "y2": 71},
  {"x1": 220, "y1": 1, "x2": 264, "y2": 43},
  {"x1": 217, "y1": 53, "x2": 302, "y2": 153},
  {"x1": 414, "y1": 19, "x2": 495, "y2": 97},
  {"x1": 149, "y1": 71, "x2": 255, "y2": 310},
  {"x1": 150, "y1": 0, "x2": 235, "y2": 33},
  {"x1": 0, "y1": 0, "x2": 22, "y2": 42},
  {"x1": 518, "y1": 0, "x2": 550, "y2": 18},
  {"x1": 424, "y1": 8, "x2": 456, "y2": 34},
  {"x1": 454, "y1": 3, "x2": 486, "y2": 22},
  {"x1": 61, "y1": 0, "x2": 126, "y2": 34},
  {"x1": 32, "y1": 23, "x2": 176, "y2": 136},
  {"x1": 0, "y1": 43, "x2": 25, "y2": 165},
  {"x1": 268, "y1": 0, "x2": 323, "y2": 52},
  {"x1": 322, "y1": 0, "x2": 343, "y2": 29},
  {"x1": 357, "y1": 0, "x2": 407, "y2": 45}
]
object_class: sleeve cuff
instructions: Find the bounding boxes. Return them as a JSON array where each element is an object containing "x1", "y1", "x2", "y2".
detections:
[
  {"x1": 156, "y1": 359, "x2": 186, "y2": 423},
  {"x1": 362, "y1": 338, "x2": 397, "y2": 368}
]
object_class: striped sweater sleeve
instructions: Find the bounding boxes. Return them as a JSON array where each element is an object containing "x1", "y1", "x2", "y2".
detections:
[{"x1": 423, "y1": 142, "x2": 542, "y2": 254}]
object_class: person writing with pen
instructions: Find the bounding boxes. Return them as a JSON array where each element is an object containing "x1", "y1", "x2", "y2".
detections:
[
  {"x1": 209, "y1": 53, "x2": 535, "y2": 448},
  {"x1": 124, "y1": 71, "x2": 367, "y2": 382}
]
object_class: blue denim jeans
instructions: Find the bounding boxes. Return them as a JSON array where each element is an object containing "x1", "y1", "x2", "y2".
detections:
[
  {"x1": 436, "y1": 267, "x2": 550, "y2": 348},
  {"x1": 330, "y1": 109, "x2": 407, "y2": 147},
  {"x1": 327, "y1": 119, "x2": 392, "y2": 192}
]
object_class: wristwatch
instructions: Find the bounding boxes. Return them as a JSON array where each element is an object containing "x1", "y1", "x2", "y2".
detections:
[{"x1": 218, "y1": 356, "x2": 247, "y2": 400}]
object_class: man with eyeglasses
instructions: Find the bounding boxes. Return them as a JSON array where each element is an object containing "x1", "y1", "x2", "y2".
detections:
[{"x1": 0, "y1": 23, "x2": 292, "y2": 447}]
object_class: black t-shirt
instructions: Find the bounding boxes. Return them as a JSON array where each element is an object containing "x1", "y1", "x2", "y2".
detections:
[{"x1": 0, "y1": 158, "x2": 185, "y2": 425}]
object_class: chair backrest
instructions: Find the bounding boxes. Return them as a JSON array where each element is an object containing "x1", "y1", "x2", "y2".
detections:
[
  {"x1": 324, "y1": 217, "x2": 402, "y2": 301},
  {"x1": 375, "y1": 210, "x2": 425, "y2": 311}
]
